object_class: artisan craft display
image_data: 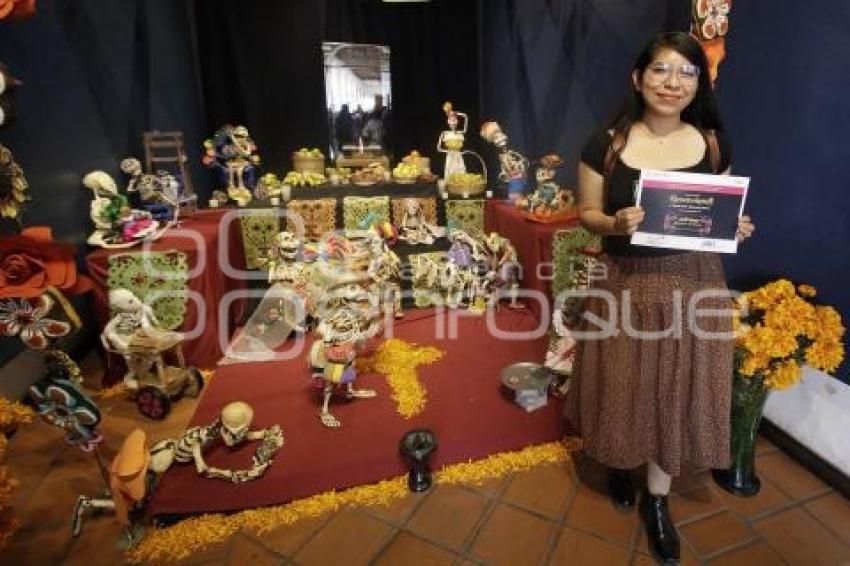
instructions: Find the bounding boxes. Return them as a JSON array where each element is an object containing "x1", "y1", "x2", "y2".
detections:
[
  {"x1": 515, "y1": 153, "x2": 576, "y2": 221},
  {"x1": 82, "y1": 170, "x2": 171, "y2": 248},
  {"x1": 149, "y1": 401, "x2": 284, "y2": 482},
  {"x1": 101, "y1": 289, "x2": 203, "y2": 419},
  {"x1": 202, "y1": 124, "x2": 261, "y2": 204},
  {"x1": 480, "y1": 120, "x2": 529, "y2": 199},
  {"x1": 120, "y1": 157, "x2": 183, "y2": 221}
]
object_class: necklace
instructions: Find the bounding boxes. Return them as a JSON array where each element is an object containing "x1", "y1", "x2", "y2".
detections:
[{"x1": 636, "y1": 122, "x2": 685, "y2": 145}]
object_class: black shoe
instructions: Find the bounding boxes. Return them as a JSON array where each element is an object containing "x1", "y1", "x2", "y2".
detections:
[
  {"x1": 643, "y1": 493, "x2": 680, "y2": 563},
  {"x1": 607, "y1": 468, "x2": 637, "y2": 509}
]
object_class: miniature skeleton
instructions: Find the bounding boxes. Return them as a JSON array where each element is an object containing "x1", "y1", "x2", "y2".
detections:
[
  {"x1": 367, "y1": 236, "x2": 403, "y2": 318},
  {"x1": 82, "y1": 171, "x2": 158, "y2": 247},
  {"x1": 480, "y1": 121, "x2": 529, "y2": 199},
  {"x1": 202, "y1": 124, "x2": 260, "y2": 204},
  {"x1": 483, "y1": 232, "x2": 521, "y2": 308},
  {"x1": 309, "y1": 309, "x2": 379, "y2": 428},
  {"x1": 121, "y1": 157, "x2": 181, "y2": 221},
  {"x1": 149, "y1": 401, "x2": 284, "y2": 483},
  {"x1": 101, "y1": 289, "x2": 181, "y2": 391},
  {"x1": 397, "y1": 198, "x2": 444, "y2": 245}
]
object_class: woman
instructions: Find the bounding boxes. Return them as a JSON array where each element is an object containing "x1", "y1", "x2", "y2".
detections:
[{"x1": 566, "y1": 32, "x2": 755, "y2": 562}]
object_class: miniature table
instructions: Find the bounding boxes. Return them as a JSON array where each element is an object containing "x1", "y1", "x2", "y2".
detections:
[
  {"x1": 85, "y1": 209, "x2": 247, "y2": 385},
  {"x1": 485, "y1": 200, "x2": 581, "y2": 321}
]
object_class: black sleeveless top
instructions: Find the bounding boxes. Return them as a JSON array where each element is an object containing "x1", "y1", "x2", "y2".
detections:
[{"x1": 580, "y1": 128, "x2": 732, "y2": 257}]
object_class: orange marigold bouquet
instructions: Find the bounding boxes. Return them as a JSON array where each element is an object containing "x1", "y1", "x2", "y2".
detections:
[{"x1": 734, "y1": 279, "x2": 845, "y2": 389}]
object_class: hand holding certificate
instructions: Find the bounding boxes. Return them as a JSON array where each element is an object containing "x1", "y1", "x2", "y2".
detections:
[{"x1": 631, "y1": 169, "x2": 750, "y2": 253}]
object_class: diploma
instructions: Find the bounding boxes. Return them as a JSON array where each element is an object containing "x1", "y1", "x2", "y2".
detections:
[{"x1": 631, "y1": 169, "x2": 750, "y2": 253}]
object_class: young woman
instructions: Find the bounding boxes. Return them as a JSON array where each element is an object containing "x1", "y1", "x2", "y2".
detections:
[{"x1": 566, "y1": 31, "x2": 755, "y2": 561}]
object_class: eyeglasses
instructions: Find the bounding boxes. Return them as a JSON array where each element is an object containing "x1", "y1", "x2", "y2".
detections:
[{"x1": 645, "y1": 62, "x2": 701, "y2": 84}]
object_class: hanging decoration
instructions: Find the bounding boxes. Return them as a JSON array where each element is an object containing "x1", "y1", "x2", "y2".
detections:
[{"x1": 691, "y1": 0, "x2": 732, "y2": 86}]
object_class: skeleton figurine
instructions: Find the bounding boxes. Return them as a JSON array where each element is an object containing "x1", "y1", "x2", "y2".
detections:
[
  {"x1": 101, "y1": 289, "x2": 181, "y2": 391},
  {"x1": 367, "y1": 236, "x2": 403, "y2": 319},
  {"x1": 202, "y1": 124, "x2": 261, "y2": 204},
  {"x1": 121, "y1": 157, "x2": 181, "y2": 221},
  {"x1": 483, "y1": 232, "x2": 521, "y2": 308},
  {"x1": 309, "y1": 309, "x2": 378, "y2": 428},
  {"x1": 149, "y1": 401, "x2": 284, "y2": 483},
  {"x1": 82, "y1": 171, "x2": 158, "y2": 247},
  {"x1": 480, "y1": 121, "x2": 529, "y2": 200},
  {"x1": 437, "y1": 102, "x2": 469, "y2": 180},
  {"x1": 397, "y1": 198, "x2": 444, "y2": 245},
  {"x1": 267, "y1": 231, "x2": 303, "y2": 282}
]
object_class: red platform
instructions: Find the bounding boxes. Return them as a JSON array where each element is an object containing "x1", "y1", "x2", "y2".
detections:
[{"x1": 148, "y1": 308, "x2": 564, "y2": 517}]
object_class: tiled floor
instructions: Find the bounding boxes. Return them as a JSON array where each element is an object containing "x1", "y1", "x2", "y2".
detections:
[{"x1": 3, "y1": 362, "x2": 850, "y2": 565}]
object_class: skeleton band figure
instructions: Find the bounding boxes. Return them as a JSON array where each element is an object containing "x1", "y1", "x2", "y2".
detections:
[{"x1": 397, "y1": 197, "x2": 444, "y2": 245}]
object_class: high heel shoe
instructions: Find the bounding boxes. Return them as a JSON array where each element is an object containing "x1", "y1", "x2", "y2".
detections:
[
  {"x1": 643, "y1": 492, "x2": 680, "y2": 562},
  {"x1": 607, "y1": 468, "x2": 637, "y2": 509}
]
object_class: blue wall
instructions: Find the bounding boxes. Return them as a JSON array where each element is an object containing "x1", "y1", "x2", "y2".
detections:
[{"x1": 717, "y1": 0, "x2": 850, "y2": 381}]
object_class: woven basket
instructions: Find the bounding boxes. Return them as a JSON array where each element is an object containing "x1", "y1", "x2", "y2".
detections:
[
  {"x1": 292, "y1": 153, "x2": 326, "y2": 174},
  {"x1": 444, "y1": 150, "x2": 487, "y2": 196}
]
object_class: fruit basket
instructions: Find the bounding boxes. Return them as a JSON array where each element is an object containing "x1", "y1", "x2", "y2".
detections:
[
  {"x1": 444, "y1": 150, "x2": 487, "y2": 196},
  {"x1": 292, "y1": 148, "x2": 326, "y2": 174}
]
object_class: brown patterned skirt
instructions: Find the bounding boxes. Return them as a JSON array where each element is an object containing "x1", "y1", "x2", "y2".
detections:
[{"x1": 564, "y1": 251, "x2": 734, "y2": 476}]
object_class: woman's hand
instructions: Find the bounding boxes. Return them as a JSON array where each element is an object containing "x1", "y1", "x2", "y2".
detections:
[
  {"x1": 736, "y1": 215, "x2": 755, "y2": 242},
  {"x1": 613, "y1": 206, "x2": 645, "y2": 235}
]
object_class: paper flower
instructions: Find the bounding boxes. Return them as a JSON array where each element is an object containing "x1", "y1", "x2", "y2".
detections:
[
  {"x1": 0, "y1": 226, "x2": 92, "y2": 298},
  {"x1": 28, "y1": 378, "x2": 101, "y2": 447},
  {"x1": 694, "y1": 0, "x2": 730, "y2": 40},
  {"x1": 0, "y1": 294, "x2": 71, "y2": 350}
]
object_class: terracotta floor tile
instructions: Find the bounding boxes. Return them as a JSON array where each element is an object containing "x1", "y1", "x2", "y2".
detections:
[
  {"x1": 564, "y1": 485, "x2": 639, "y2": 549},
  {"x1": 679, "y1": 510, "x2": 755, "y2": 557},
  {"x1": 633, "y1": 526, "x2": 701, "y2": 565},
  {"x1": 502, "y1": 463, "x2": 576, "y2": 519},
  {"x1": 406, "y1": 485, "x2": 488, "y2": 551},
  {"x1": 547, "y1": 526, "x2": 630, "y2": 565},
  {"x1": 670, "y1": 485, "x2": 727, "y2": 524},
  {"x1": 373, "y1": 531, "x2": 457, "y2": 565},
  {"x1": 754, "y1": 507, "x2": 850, "y2": 566},
  {"x1": 706, "y1": 539, "x2": 785, "y2": 565},
  {"x1": 226, "y1": 533, "x2": 284, "y2": 565},
  {"x1": 756, "y1": 451, "x2": 832, "y2": 500},
  {"x1": 179, "y1": 540, "x2": 230, "y2": 565},
  {"x1": 463, "y1": 474, "x2": 511, "y2": 497},
  {"x1": 671, "y1": 470, "x2": 711, "y2": 494},
  {"x1": 711, "y1": 477, "x2": 791, "y2": 520},
  {"x1": 805, "y1": 491, "x2": 850, "y2": 546},
  {"x1": 254, "y1": 515, "x2": 330, "y2": 557},
  {"x1": 755, "y1": 434, "x2": 779, "y2": 456},
  {"x1": 469, "y1": 503, "x2": 554, "y2": 566},
  {"x1": 293, "y1": 509, "x2": 393, "y2": 566},
  {"x1": 365, "y1": 490, "x2": 428, "y2": 526}
]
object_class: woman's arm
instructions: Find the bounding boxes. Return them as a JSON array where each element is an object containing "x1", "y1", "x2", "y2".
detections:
[{"x1": 577, "y1": 162, "x2": 644, "y2": 236}]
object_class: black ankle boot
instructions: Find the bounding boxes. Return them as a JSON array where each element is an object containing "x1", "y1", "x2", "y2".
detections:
[
  {"x1": 643, "y1": 493, "x2": 680, "y2": 562},
  {"x1": 607, "y1": 468, "x2": 637, "y2": 509}
]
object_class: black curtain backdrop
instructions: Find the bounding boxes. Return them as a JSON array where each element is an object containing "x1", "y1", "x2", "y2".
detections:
[
  {"x1": 479, "y1": 0, "x2": 690, "y2": 190},
  {"x1": 192, "y1": 0, "x2": 481, "y2": 176}
]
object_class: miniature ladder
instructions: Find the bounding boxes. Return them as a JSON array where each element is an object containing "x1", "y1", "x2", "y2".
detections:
[{"x1": 142, "y1": 130, "x2": 196, "y2": 213}]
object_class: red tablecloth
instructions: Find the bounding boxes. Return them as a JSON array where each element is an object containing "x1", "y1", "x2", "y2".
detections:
[
  {"x1": 485, "y1": 201, "x2": 581, "y2": 321},
  {"x1": 86, "y1": 210, "x2": 247, "y2": 384}
]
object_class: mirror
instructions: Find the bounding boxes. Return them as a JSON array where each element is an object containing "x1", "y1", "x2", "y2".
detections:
[{"x1": 322, "y1": 42, "x2": 392, "y2": 161}]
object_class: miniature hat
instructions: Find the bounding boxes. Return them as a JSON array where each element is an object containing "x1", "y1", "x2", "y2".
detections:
[{"x1": 109, "y1": 428, "x2": 150, "y2": 501}]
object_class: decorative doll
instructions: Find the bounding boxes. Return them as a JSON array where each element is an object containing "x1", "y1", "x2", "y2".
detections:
[
  {"x1": 148, "y1": 401, "x2": 284, "y2": 482},
  {"x1": 100, "y1": 289, "x2": 182, "y2": 391},
  {"x1": 436, "y1": 102, "x2": 469, "y2": 180},
  {"x1": 202, "y1": 124, "x2": 261, "y2": 204},
  {"x1": 309, "y1": 309, "x2": 379, "y2": 428},
  {"x1": 483, "y1": 232, "x2": 521, "y2": 308},
  {"x1": 120, "y1": 157, "x2": 182, "y2": 221},
  {"x1": 82, "y1": 171, "x2": 159, "y2": 247},
  {"x1": 480, "y1": 121, "x2": 529, "y2": 200},
  {"x1": 516, "y1": 153, "x2": 575, "y2": 218},
  {"x1": 397, "y1": 197, "x2": 445, "y2": 245}
]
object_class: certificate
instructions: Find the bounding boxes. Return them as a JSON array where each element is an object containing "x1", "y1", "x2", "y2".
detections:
[{"x1": 631, "y1": 169, "x2": 749, "y2": 253}]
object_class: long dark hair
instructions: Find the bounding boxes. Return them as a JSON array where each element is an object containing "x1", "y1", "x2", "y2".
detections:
[{"x1": 608, "y1": 32, "x2": 724, "y2": 139}]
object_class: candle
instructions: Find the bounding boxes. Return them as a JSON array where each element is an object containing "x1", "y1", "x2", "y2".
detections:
[
  {"x1": 282, "y1": 184, "x2": 292, "y2": 202},
  {"x1": 270, "y1": 197, "x2": 280, "y2": 206},
  {"x1": 209, "y1": 199, "x2": 219, "y2": 208}
]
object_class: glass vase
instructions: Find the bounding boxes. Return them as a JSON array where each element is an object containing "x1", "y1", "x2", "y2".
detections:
[{"x1": 712, "y1": 370, "x2": 769, "y2": 497}]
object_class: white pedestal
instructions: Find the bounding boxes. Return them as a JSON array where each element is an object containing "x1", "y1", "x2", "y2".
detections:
[{"x1": 764, "y1": 367, "x2": 850, "y2": 476}]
